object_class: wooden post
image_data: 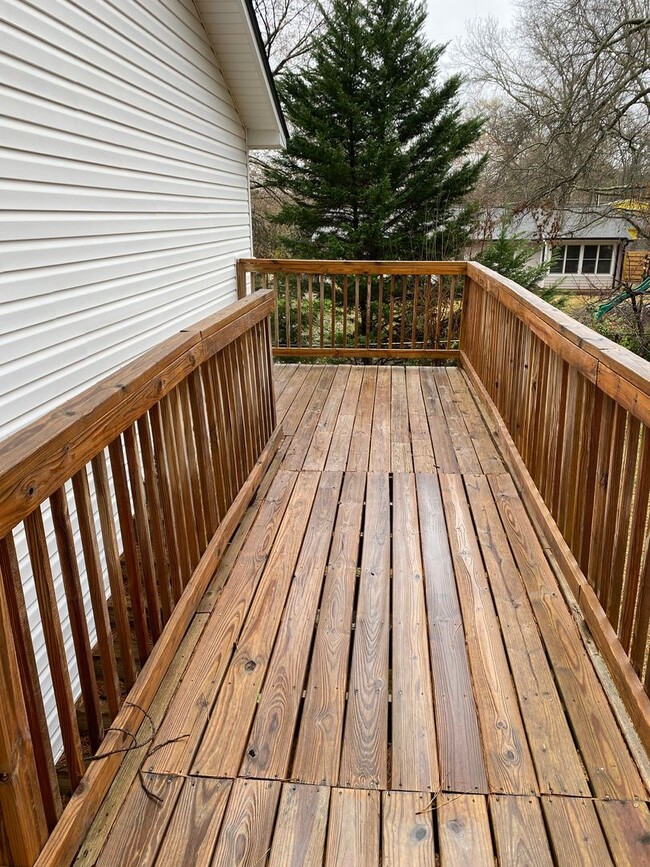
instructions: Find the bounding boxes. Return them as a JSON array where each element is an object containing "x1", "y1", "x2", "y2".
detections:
[
  {"x1": 236, "y1": 260, "x2": 247, "y2": 299},
  {"x1": 0, "y1": 569, "x2": 48, "y2": 865}
]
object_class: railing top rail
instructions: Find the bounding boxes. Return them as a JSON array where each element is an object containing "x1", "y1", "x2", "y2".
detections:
[
  {"x1": 467, "y1": 261, "x2": 650, "y2": 425},
  {"x1": 0, "y1": 289, "x2": 275, "y2": 540},
  {"x1": 240, "y1": 258, "x2": 468, "y2": 275}
]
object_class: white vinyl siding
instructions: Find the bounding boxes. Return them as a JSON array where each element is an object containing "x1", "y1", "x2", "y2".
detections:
[{"x1": 0, "y1": 0, "x2": 254, "y2": 758}]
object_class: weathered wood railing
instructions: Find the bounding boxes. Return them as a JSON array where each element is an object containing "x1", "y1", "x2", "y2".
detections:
[
  {"x1": 0, "y1": 291, "x2": 278, "y2": 865},
  {"x1": 462, "y1": 262, "x2": 650, "y2": 746},
  {"x1": 238, "y1": 259, "x2": 465, "y2": 359}
]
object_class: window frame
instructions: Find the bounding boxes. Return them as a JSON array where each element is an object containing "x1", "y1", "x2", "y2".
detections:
[{"x1": 548, "y1": 242, "x2": 616, "y2": 276}]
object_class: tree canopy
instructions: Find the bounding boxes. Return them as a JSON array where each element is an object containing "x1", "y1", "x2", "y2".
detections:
[{"x1": 263, "y1": 0, "x2": 484, "y2": 260}]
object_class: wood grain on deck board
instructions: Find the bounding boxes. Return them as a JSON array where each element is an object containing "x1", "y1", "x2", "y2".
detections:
[
  {"x1": 340, "y1": 472, "x2": 391, "y2": 789},
  {"x1": 416, "y1": 472, "x2": 488, "y2": 795}
]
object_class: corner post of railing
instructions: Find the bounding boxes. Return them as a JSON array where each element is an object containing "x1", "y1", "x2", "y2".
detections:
[
  {"x1": 236, "y1": 260, "x2": 248, "y2": 299},
  {"x1": 0, "y1": 563, "x2": 48, "y2": 866},
  {"x1": 459, "y1": 263, "x2": 475, "y2": 360}
]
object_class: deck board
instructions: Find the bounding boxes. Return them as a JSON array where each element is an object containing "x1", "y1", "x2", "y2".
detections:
[{"x1": 82, "y1": 363, "x2": 650, "y2": 866}]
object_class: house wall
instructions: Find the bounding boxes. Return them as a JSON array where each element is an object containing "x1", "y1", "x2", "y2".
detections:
[{"x1": 0, "y1": 0, "x2": 253, "y2": 758}]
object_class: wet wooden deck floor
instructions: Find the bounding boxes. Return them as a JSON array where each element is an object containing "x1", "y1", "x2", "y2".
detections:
[{"x1": 78, "y1": 364, "x2": 650, "y2": 866}]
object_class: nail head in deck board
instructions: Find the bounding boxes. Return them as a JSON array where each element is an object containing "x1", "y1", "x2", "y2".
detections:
[
  {"x1": 391, "y1": 473, "x2": 439, "y2": 792},
  {"x1": 340, "y1": 472, "x2": 391, "y2": 789},
  {"x1": 325, "y1": 788, "x2": 380, "y2": 866},
  {"x1": 381, "y1": 791, "x2": 435, "y2": 866},
  {"x1": 595, "y1": 798, "x2": 650, "y2": 866},
  {"x1": 153, "y1": 777, "x2": 232, "y2": 866},
  {"x1": 324, "y1": 367, "x2": 363, "y2": 471},
  {"x1": 489, "y1": 795, "x2": 554, "y2": 867},
  {"x1": 415, "y1": 472, "x2": 488, "y2": 795},
  {"x1": 267, "y1": 783, "x2": 329, "y2": 867},
  {"x1": 95, "y1": 773, "x2": 184, "y2": 867},
  {"x1": 437, "y1": 794, "x2": 494, "y2": 867},
  {"x1": 192, "y1": 472, "x2": 322, "y2": 778},
  {"x1": 440, "y1": 472, "x2": 538, "y2": 795},
  {"x1": 144, "y1": 469, "x2": 298, "y2": 777},
  {"x1": 489, "y1": 472, "x2": 647, "y2": 801},
  {"x1": 542, "y1": 796, "x2": 614, "y2": 867},
  {"x1": 291, "y1": 471, "x2": 366, "y2": 785},
  {"x1": 240, "y1": 472, "x2": 343, "y2": 779},
  {"x1": 464, "y1": 473, "x2": 589, "y2": 796},
  {"x1": 211, "y1": 779, "x2": 281, "y2": 867},
  {"x1": 369, "y1": 367, "x2": 391, "y2": 472}
]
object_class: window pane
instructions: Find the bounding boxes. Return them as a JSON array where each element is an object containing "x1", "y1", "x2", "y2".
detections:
[
  {"x1": 564, "y1": 246, "x2": 580, "y2": 274},
  {"x1": 582, "y1": 245, "x2": 598, "y2": 273},
  {"x1": 597, "y1": 245, "x2": 613, "y2": 274},
  {"x1": 549, "y1": 245, "x2": 565, "y2": 273}
]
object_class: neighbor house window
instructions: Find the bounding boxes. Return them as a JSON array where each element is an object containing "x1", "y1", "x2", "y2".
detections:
[{"x1": 549, "y1": 244, "x2": 614, "y2": 275}]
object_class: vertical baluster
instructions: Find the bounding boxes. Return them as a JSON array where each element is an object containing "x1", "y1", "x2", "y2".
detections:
[
  {"x1": 623, "y1": 430, "x2": 650, "y2": 661},
  {"x1": 388, "y1": 275, "x2": 395, "y2": 349},
  {"x1": 0, "y1": 533, "x2": 61, "y2": 827},
  {"x1": 342, "y1": 275, "x2": 348, "y2": 348},
  {"x1": 161, "y1": 392, "x2": 201, "y2": 573},
  {"x1": 24, "y1": 507, "x2": 86, "y2": 790},
  {"x1": 411, "y1": 274, "x2": 419, "y2": 349},
  {"x1": 200, "y1": 362, "x2": 229, "y2": 522},
  {"x1": 447, "y1": 275, "x2": 455, "y2": 350},
  {"x1": 365, "y1": 274, "x2": 372, "y2": 349},
  {"x1": 108, "y1": 437, "x2": 152, "y2": 664},
  {"x1": 434, "y1": 274, "x2": 444, "y2": 350},
  {"x1": 423, "y1": 275, "x2": 431, "y2": 349},
  {"x1": 123, "y1": 426, "x2": 162, "y2": 643},
  {"x1": 298, "y1": 274, "x2": 304, "y2": 349},
  {"x1": 50, "y1": 486, "x2": 104, "y2": 753},
  {"x1": 376, "y1": 274, "x2": 384, "y2": 349},
  {"x1": 272, "y1": 273, "x2": 280, "y2": 348},
  {"x1": 149, "y1": 404, "x2": 186, "y2": 603},
  {"x1": 608, "y1": 415, "x2": 641, "y2": 630},
  {"x1": 308, "y1": 274, "x2": 314, "y2": 347},
  {"x1": 91, "y1": 452, "x2": 137, "y2": 688},
  {"x1": 355, "y1": 275, "x2": 360, "y2": 348},
  {"x1": 187, "y1": 369, "x2": 219, "y2": 539},
  {"x1": 136, "y1": 415, "x2": 173, "y2": 625},
  {"x1": 331, "y1": 274, "x2": 336, "y2": 347},
  {"x1": 71, "y1": 466, "x2": 121, "y2": 719},
  {"x1": 320, "y1": 274, "x2": 325, "y2": 348},
  {"x1": 285, "y1": 273, "x2": 291, "y2": 348},
  {"x1": 0, "y1": 559, "x2": 48, "y2": 864},
  {"x1": 177, "y1": 380, "x2": 208, "y2": 553}
]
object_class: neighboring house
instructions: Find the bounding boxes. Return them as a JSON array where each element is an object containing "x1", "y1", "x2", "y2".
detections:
[
  {"x1": 470, "y1": 208, "x2": 643, "y2": 293},
  {"x1": 0, "y1": 0, "x2": 286, "y2": 758}
]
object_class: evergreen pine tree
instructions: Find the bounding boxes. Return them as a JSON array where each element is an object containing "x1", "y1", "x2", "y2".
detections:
[{"x1": 264, "y1": 0, "x2": 484, "y2": 260}]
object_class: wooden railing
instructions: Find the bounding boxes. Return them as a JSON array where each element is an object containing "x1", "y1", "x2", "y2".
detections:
[
  {"x1": 462, "y1": 262, "x2": 650, "y2": 746},
  {"x1": 0, "y1": 291, "x2": 278, "y2": 865},
  {"x1": 238, "y1": 259, "x2": 465, "y2": 359}
]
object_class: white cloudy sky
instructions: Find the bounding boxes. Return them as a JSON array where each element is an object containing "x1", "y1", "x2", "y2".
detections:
[{"x1": 424, "y1": 0, "x2": 515, "y2": 48}]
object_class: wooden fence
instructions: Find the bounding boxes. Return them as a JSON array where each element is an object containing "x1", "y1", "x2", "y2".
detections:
[
  {"x1": 462, "y1": 262, "x2": 650, "y2": 745},
  {"x1": 0, "y1": 291, "x2": 278, "y2": 865},
  {"x1": 238, "y1": 259, "x2": 465, "y2": 359}
]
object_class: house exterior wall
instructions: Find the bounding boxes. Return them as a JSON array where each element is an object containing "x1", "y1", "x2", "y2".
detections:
[{"x1": 0, "y1": 0, "x2": 253, "y2": 758}]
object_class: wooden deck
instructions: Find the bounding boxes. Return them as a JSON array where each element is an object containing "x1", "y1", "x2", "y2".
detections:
[{"x1": 78, "y1": 364, "x2": 650, "y2": 866}]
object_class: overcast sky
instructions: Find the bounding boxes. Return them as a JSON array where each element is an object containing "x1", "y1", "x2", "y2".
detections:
[{"x1": 424, "y1": 0, "x2": 515, "y2": 49}]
